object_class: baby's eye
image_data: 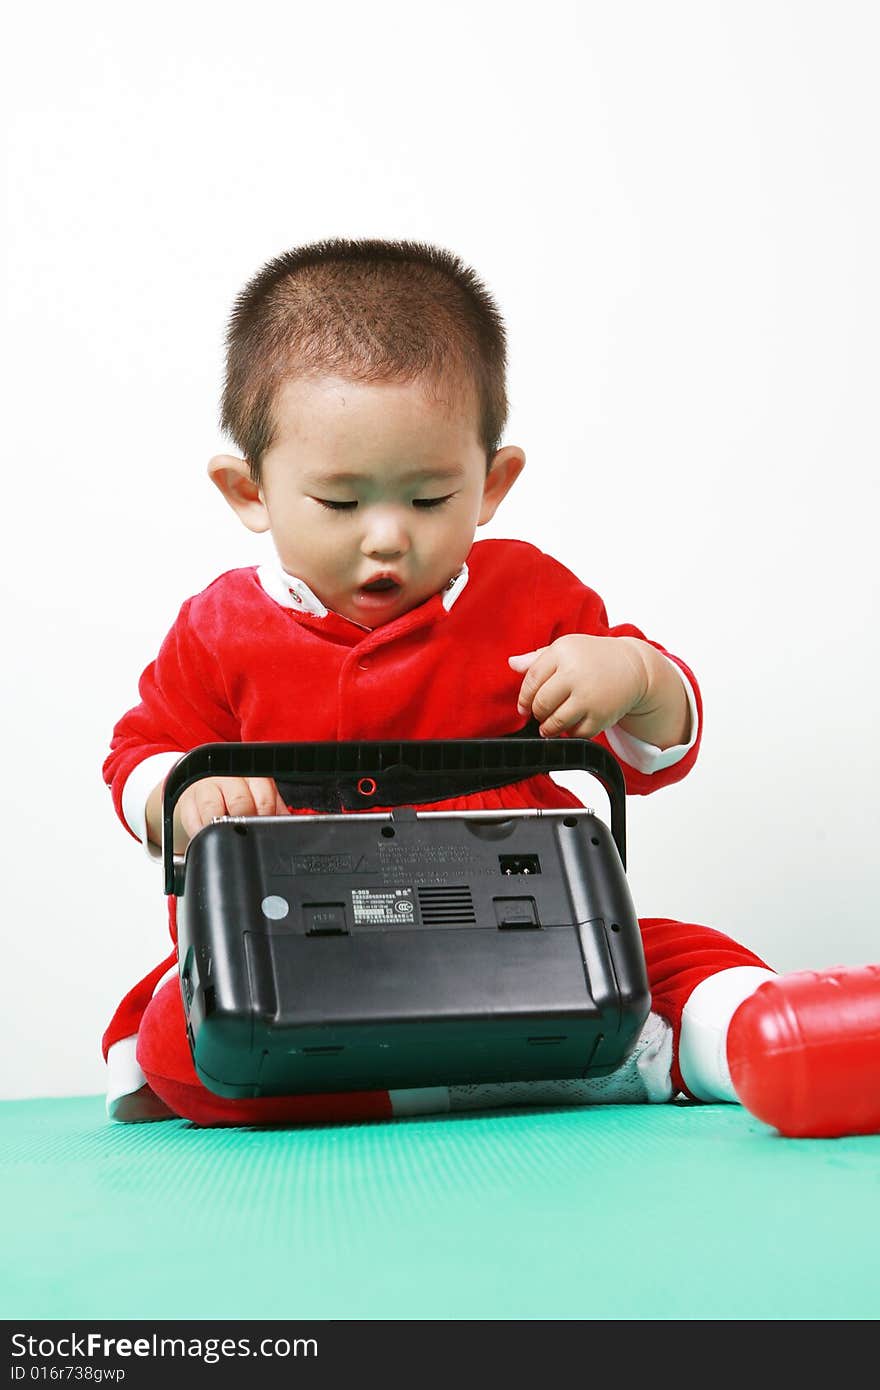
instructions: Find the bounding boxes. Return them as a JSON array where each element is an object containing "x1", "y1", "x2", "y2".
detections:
[
  {"x1": 315, "y1": 498, "x2": 357, "y2": 511},
  {"x1": 412, "y1": 494, "x2": 455, "y2": 509}
]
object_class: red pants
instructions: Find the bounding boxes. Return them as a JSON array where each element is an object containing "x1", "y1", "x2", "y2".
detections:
[{"x1": 135, "y1": 917, "x2": 771, "y2": 1125}]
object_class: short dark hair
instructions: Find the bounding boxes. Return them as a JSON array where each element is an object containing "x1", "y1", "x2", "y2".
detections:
[{"x1": 219, "y1": 237, "x2": 510, "y2": 484}]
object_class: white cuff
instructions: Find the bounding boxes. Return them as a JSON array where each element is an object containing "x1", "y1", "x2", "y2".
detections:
[
  {"x1": 120, "y1": 751, "x2": 184, "y2": 861},
  {"x1": 605, "y1": 656, "x2": 699, "y2": 775}
]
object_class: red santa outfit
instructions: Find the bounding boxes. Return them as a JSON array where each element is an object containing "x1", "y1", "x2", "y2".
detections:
[{"x1": 102, "y1": 538, "x2": 773, "y2": 1125}]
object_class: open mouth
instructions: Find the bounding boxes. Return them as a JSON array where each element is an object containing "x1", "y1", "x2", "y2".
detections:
[
  {"x1": 361, "y1": 577, "x2": 400, "y2": 592},
  {"x1": 355, "y1": 576, "x2": 403, "y2": 608}
]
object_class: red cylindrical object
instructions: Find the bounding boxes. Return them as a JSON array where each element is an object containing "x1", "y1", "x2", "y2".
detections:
[{"x1": 727, "y1": 965, "x2": 880, "y2": 1139}]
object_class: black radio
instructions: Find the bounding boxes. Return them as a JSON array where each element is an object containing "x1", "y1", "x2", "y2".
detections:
[{"x1": 164, "y1": 738, "x2": 650, "y2": 1099}]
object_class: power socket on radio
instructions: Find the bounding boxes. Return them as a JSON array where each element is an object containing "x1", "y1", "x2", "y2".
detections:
[{"x1": 499, "y1": 855, "x2": 541, "y2": 876}]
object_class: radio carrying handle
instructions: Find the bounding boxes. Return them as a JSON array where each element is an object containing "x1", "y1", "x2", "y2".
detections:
[{"x1": 161, "y1": 737, "x2": 628, "y2": 895}]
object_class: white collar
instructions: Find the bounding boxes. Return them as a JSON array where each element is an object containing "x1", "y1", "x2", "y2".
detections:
[{"x1": 256, "y1": 561, "x2": 470, "y2": 627}]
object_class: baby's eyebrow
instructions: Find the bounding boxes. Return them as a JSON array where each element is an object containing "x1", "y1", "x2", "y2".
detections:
[{"x1": 305, "y1": 465, "x2": 465, "y2": 485}]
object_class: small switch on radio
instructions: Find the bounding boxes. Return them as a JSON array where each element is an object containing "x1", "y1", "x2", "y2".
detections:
[
  {"x1": 304, "y1": 903, "x2": 349, "y2": 936},
  {"x1": 494, "y1": 896, "x2": 540, "y2": 928}
]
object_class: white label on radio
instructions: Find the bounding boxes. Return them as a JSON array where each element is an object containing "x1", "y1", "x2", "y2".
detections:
[{"x1": 351, "y1": 886, "x2": 416, "y2": 924}]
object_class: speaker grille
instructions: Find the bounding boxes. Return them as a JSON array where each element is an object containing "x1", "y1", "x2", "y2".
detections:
[{"x1": 417, "y1": 884, "x2": 477, "y2": 925}]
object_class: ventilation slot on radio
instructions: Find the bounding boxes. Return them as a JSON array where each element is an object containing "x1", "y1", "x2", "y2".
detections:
[{"x1": 417, "y1": 885, "x2": 477, "y2": 924}]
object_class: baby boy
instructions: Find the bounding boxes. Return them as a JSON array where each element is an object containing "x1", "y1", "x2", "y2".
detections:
[{"x1": 102, "y1": 238, "x2": 878, "y2": 1135}]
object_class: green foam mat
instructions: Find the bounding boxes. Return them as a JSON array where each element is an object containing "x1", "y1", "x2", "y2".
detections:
[{"x1": 2, "y1": 1096, "x2": 878, "y2": 1320}]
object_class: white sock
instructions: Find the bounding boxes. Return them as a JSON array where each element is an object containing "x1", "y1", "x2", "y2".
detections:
[
  {"x1": 444, "y1": 1010, "x2": 674, "y2": 1113},
  {"x1": 679, "y1": 966, "x2": 777, "y2": 1102},
  {"x1": 105, "y1": 1035, "x2": 147, "y2": 1116},
  {"x1": 105, "y1": 963, "x2": 177, "y2": 1121}
]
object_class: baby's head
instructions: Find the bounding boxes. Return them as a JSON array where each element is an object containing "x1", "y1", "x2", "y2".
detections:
[{"x1": 209, "y1": 238, "x2": 525, "y2": 627}]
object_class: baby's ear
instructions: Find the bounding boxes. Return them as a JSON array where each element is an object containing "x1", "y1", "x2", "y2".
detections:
[
  {"x1": 207, "y1": 454, "x2": 271, "y2": 534},
  {"x1": 477, "y1": 446, "x2": 525, "y2": 526}
]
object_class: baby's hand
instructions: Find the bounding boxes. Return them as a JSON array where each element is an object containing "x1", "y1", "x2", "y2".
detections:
[
  {"x1": 175, "y1": 776, "x2": 288, "y2": 845},
  {"x1": 508, "y1": 635, "x2": 648, "y2": 738}
]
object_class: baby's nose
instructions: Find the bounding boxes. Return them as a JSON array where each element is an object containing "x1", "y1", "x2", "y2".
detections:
[{"x1": 362, "y1": 512, "x2": 411, "y2": 557}]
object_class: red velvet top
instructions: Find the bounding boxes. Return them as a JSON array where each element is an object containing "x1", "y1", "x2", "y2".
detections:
[{"x1": 103, "y1": 537, "x2": 703, "y2": 831}]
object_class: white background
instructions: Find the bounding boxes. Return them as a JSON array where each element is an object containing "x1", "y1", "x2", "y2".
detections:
[{"x1": 2, "y1": 1, "x2": 878, "y2": 1100}]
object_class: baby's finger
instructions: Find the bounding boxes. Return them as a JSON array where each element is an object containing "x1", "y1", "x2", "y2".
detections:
[
  {"x1": 528, "y1": 669, "x2": 574, "y2": 727},
  {"x1": 511, "y1": 649, "x2": 556, "y2": 714},
  {"x1": 246, "y1": 777, "x2": 280, "y2": 817},
  {"x1": 188, "y1": 780, "x2": 230, "y2": 835},
  {"x1": 219, "y1": 778, "x2": 260, "y2": 818},
  {"x1": 507, "y1": 648, "x2": 545, "y2": 673},
  {"x1": 538, "y1": 694, "x2": 590, "y2": 738},
  {"x1": 176, "y1": 787, "x2": 205, "y2": 842}
]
